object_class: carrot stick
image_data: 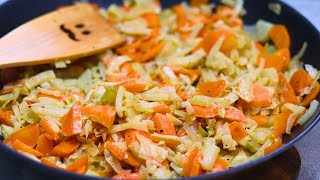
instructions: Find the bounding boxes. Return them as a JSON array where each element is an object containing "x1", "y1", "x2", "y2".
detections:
[
  {"x1": 183, "y1": 147, "x2": 203, "y2": 177},
  {"x1": 251, "y1": 115, "x2": 269, "y2": 126},
  {"x1": 192, "y1": 105, "x2": 218, "y2": 118},
  {"x1": 66, "y1": 155, "x2": 88, "y2": 173},
  {"x1": 177, "y1": 91, "x2": 189, "y2": 101},
  {"x1": 152, "y1": 113, "x2": 176, "y2": 135},
  {"x1": 290, "y1": 69, "x2": 313, "y2": 95},
  {"x1": 0, "y1": 109, "x2": 13, "y2": 127},
  {"x1": 264, "y1": 139, "x2": 283, "y2": 155},
  {"x1": 37, "y1": 93, "x2": 63, "y2": 102},
  {"x1": 12, "y1": 139, "x2": 43, "y2": 157},
  {"x1": 112, "y1": 173, "x2": 142, "y2": 179},
  {"x1": 228, "y1": 121, "x2": 247, "y2": 141},
  {"x1": 39, "y1": 119, "x2": 60, "y2": 140},
  {"x1": 300, "y1": 82, "x2": 320, "y2": 107},
  {"x1": 198, "y1": 80, "x2": 226, "y2": 97},
  {"x1": 105, "y1": 141, "x2": 125, "y2": 160},
  {"x1": 150, "y1": 133, "x2": 181, "y2": 148},
  {"x1": 82, "y1": 105, "x2": 116, "y2": 128},
  {"x1": 61, "y1": 104, "x2": 82, "y2": 137},
  {"x1": 169, "y1": 66, "x2": 201, "y2": 83},
  {"x1": 153, "y1": 104, "x2": 171, "y2": 114},
  {"x1": 8, "y1": 124, "x2": 40, "y2": 148},
  {"x1": 123, "y1": 151, "x2": 141, "y2": 167},
  {"x1": 190, "y1": 0, "x2": 209, "y2": 7},
  {"x1": 41, "y1": 158, "x2": 60, "y2": 169},
  {"x1": 269, "y1": 25, "x2": 291, "y2": 49},
  {"x1": 177, "y1": 128, "x2": 186, "y2": 137},
  {"x1": 141, "y1": 12, "x2": 160, "y2": 28},
  {"x1": 50, "y1": 138, "x2": 80, "y2": 158},
  {"x1": 189, "y1": 151, "x2": 203, "y2": 177},
  {"x1": 172, "y1": 4, "x2": 187, "y2": 28},
  {"x1": 279, "y1": 73, "x2": 299, "y2": 105},
  {"x1": 273, "y1": 110, "x2": 292, "y2": 138},
  {"x1": 211, "y1": 158, "x2": 229, "y2": 173},
  {"x1": 116, "y1": 80, "x2": 147, "y2": 93},
  {"x1": 224, "y1": 106, "x2": 246, "y2": 122},
  {"x1": 239, "y1": 84, "x2": 272, "y2": 108},
  {"x1": 125, "y1": 129, "x2": 151, "y2": 147},
  {"x1": 194, "y1": 30, "x2": 229, "y2": 54},
  {"x1": 36, "y1": 134, "x2": 55, "y2": 156},
  {"x1": 257, "y1": 48, "x2": 290, "y2": 71}
]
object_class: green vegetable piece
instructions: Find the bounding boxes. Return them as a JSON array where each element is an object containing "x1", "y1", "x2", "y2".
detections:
[
  {"x1": 198, "y1": 126, "x2": 208, "y2": 138},
  {"x1": 101, "y1": 86, "x2": 117, "y2": 105}
]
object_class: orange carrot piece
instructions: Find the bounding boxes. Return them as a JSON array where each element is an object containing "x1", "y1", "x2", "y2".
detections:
[
  {"x1": 153, "y1": 104, "x2": 171, "y2": 114},
  {"x1": 150, "y1": 134, "x2": 181, "y2": 148},
  {"x1": 253, "y1": 42, "x2": 266, "y2": 53},
  {"x1": 37, "y1": 93, "x2": 63, "y2": 102},
  {"x1": 177, "y1": 128, "x2": 187, "y2": 137},
  {"x1": 39, "y1": 119, "x2": 59, "y2": 140},
  {"x1": 239, "y1": 84, "x2": 272, "y2": 108},
  {"x1": 50, "y1": 138, "x2": 80, "y2": 158},
  {"x1": 82, "y1": 105, "x2": 116, "y2": 128},
  {"x1": 123, "y1": 151, "x2": 141, "y2": 167},
  {"x1": 12, "y1": 139, "x2": 43, "y2": 157},
  {"x1": 0, "y1": 109, "x2": 13, "y2": 126},
  {"x1": 172, "y1": 4, "x2": 187, "y2": 28},
  {"x1": 264, "y1": 139, "x2": 283, "y2": 155},
  {"x1": 190, "y1": 0, "x2": 209, "y2": 6},
  {"x1": 66, "y1": 155, "x2": 88, "y2": 173},
  {"x1": 41, "y1": 158, "x2": 60, "y2": 169},
  {"x1": 153, "y1": 113, "x2": 176, "y2": 135},
  {"x1": 61, "y1": 104, "x2": 82, "y2": 137},
  {"x1": 125, "y1": 129, "x2": 151, "y2": 147},
  {"x1": 211, "y1": 158, "x2": 229, "y2": 173},
  {"x1": 142, "y1": 12, "x2": 160, "y2": 28},
  {"x1": 194, "y1": 30, "x2": 229, "y2": 54},
  {"x1": 269, "y1": 25, "x2": 291, "y2": 49},
  {"x1": 279, "y1": 73, "x2": 299, "y2": 105},
  {"x1": 290, "y1": 69, "x2": 313, "y2": 95},
  {"x1": 116, "y1": 80, "x2": 147, "y2": 93},
  {"x1": 177, "y1": 91, "x2": 189, "y2": 101},
  {"x1": 192, "y1": 105, "x2": 218, "y2": 118},
  {"x1": 103, "y1": 57, "x2": 113, "y2": 68},
  {"x1": 251, "y1": 115, "x2": 269, "y2": 126},
  {"x1": 112, "y1": 173, "x2": 142, "y2": 179},
  {"x1": 257, "y1": 48, "x2": 290, "y2": 71},
  {"x1": 229, "y1": 121, "x2": 247, "y2": 141},
  {"x1": 189, "y1": 151, "x2": 203, "y2": 177},
  {"x1": 73, "y1": 165, "x2": 88, "y2": 174},
  {"x1": 169, "y1": 66, "x2": 201, "y2": 83},
  {"x1": 273, "y1": 110, "x2": 292, "y2": 138},
  {"x1": 36, "y1": 134, "x2": 55, "y2": 156},
  {"x1": 224, "y1": 106, "x2": 246, "y2": 122},
  {"x1": 300, "y1": 82, "x2": 320, "y2": 107},
  {"x1": 105, "y1": 141, "x2": 125, "y2": 160},
  {"x1": 198, "y1": 80, "x2": 226, "y2": 97},
  {"x1": 8, "y1": 124, "x2": 40, "y2": 148},
  {"x1": 183, "y1": 147, "x2": 202, "y2": 177}
]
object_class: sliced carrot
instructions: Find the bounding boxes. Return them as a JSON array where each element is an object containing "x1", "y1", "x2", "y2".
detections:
[
  {"x1": 177, "y1": 128, "x2": 186, "y2": 137},
  {"x1": 61, "y1": 104, "x2": 82, "y2": 137},
  {"x1": 273, "y1": 110, "x2": 292, "y2": 138},
  {"x1": 224, "y1": 106, "x2": 246, "y2": 122},
  {"x1": 264, "y1": 139, "x2": 283, "y2": 155},
  {"x1": 150, "y1": 133, "x2": 181, "y2": 148},
  {"x1": 229, "y1": 121, "x2": 247, "y2": 141},
  {"x1": 66, "y1": 155, "x2": 88, "y2": 174},
  {"x1": 50, "y1": 138, "x2": 80, "y2": 158},
  {"x1": 141, "y1": 12, "x2": 160, "y2": 28},
  {"x1": 198, "y1": 80, "x2": 226, "y2": 97},
  {"x1": 169, "y1": 66, "x2": 201, "y2": 83},
  {"x1": 279, "y1": 73, "x2": 299, "y2": 105},
  {"x1": 0, "y1": 109, "x2": 13, "y2": 126},
  {"x1": 161, "y1": 159, "x2": 170, "y2": 168},
  {"x1": 153, "y1": 104, "x2": 171, "y2": 114},
  {"x1": 39, "y1": 119, "x2": 60, "y2": 140},
  {"x1": 41, "y1": 158, "x2": 60, "y2": 169},
  {"x1": 251, "y1": 115, "x2": 269, "y2": 126},
  {"x1": 189, "y1": 151, "x2": 203, "y2": 177},
  {"x1": 152, "y1": 113, "x2": 176, "y2": 135},
  {"x1": 290, "y1": 69, "x2": 313, "y2": 95},
  {"x1": 190, "y1": 0, "x2": 209, "y2": 6},
  {"x1": 253, "y1": 42, "x2": 266, "y2": 53},
  {"x1": 125, "y1": 129, "x2": 151, "y2": 147},
  {"x1": 183, "y1": 147, "x2": 203, "y2": 177},
  {"x1": 239, "y1": 84, "x2": 272, "y2": 108},
  {"x1": 300, "y1": 82, "x2": 320, "y2": 107},
  {"x1": 192, "y1": 105, "x2": 218, "y2": 118},
  {"x1": 269, "y1": 24, "x2": 291, "y2": 49},
  {"x1": 37, "y1": 93, "x2": 63, "y2": 102},
  {"x1": 116, "y1": 80, "x2": 147, "y2": 93},
  {"x1": 12, "y1": 139, "x2": 43, "y2": 157},
  {"x1": 177, "y1": 91, "x2": 189, "y2": 101},
  {"x1": 82, "y1": 105, "x2": 116, "y2": 128},
  {"x1": 157, "y1": 84, "x2": 181, "y2": 90},
  {"x1": 36, "y1": 134, "x2": 55, "y2": 156},
  {"x1": 211, "y1": 158, "x2": 229, "y2": 173},
  {"x1": 112, "y1": 173, "x2": 142, "y2": 179},
  {"x1": 105, "y1": 141, "x2": 125, "y2": 160},
  {"x1": 194, "y1": 30, "x2": 228, "y2": 54},
  {"x1": 257, "y1": 48, "x2": 290, "y2": 71},
  {"x1": 172, "y1": 4, "x2": 187, "y2": 28},
  {"x1": 8, "y1": 124, "x2": 40, "y2": 148},
  {"x1": 103, "y1": 57, "x2": 113, "y2": 68},
  {"x1": 123, "y1": 151, "x2": 141, "y2": 167}
]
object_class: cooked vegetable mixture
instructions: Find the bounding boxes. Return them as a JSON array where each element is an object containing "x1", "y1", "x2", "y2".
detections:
[{"x1": 0, "y1": 0, "x2": 319, "y2": 179}]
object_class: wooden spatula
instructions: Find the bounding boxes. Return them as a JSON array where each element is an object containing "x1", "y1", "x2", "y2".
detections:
[{"x1": 0, "y1": 3, "x2": 125, "y2": 68}]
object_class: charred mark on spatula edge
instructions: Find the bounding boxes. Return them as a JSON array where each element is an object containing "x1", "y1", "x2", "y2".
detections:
[{"x1": 60, "y1": 24, "x2": 80, "y2": 41}]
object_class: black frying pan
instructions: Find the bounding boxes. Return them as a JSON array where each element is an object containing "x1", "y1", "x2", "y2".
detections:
[{"x1": 0, "y1": 0, "x2": 319, "y2": 179}]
